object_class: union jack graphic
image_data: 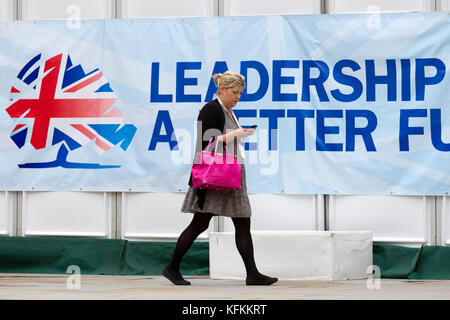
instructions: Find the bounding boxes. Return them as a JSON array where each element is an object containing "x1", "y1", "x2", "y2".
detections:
[{"x1": 6, "y1": 53, "x2": 137, "y2": 168}]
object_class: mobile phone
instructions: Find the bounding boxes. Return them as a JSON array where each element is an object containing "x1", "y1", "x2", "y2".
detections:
[{"x1": 250, "y1": 125, "x2": 258, "y2": 129}]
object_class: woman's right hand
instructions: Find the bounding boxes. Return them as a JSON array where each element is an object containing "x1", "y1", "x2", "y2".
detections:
[
  {"x1": 236, "y1": 128, "x2": 256, "y2": 138},
  {"x1": 219, "y1": 128, "x2": 256, "y2": 142},
  {"x1": 243, "y1": 128, "x2": 256, "y2": 137}
]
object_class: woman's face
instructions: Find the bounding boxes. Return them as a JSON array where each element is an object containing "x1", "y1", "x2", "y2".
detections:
[{"x1": 219, "y1": 85, "x2": 244, "y2": 109}]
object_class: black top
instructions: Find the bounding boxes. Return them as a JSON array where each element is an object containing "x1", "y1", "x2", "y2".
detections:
[
  {"x1": 197, "y1": 98, "x2": 226, "y2": 153},
  {"x1": 188, "y1": 99, "x2": 226, "y2": 187}
]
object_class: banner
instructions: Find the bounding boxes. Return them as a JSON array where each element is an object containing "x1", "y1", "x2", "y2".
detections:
[{"x1": 1, "y1": 12, "x2": 450, "y2": 195}]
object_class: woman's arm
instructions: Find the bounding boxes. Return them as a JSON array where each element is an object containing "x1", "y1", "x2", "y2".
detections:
[{"x1": 218, "y1": 128, "x2": 255, "y2": 143}]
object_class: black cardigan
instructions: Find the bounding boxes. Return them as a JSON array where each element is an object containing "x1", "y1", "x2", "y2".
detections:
[
  {"x1": 188, "y1": 99, "x2": 236, "y2": 210},
  {"x1": 188, "y1": 98, "x2": 225, "y2": 187}
]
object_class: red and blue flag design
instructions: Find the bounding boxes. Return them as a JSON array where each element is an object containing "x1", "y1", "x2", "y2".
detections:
[{"x1": 6, "y1": 53, "x2": 136, "y2": 168}]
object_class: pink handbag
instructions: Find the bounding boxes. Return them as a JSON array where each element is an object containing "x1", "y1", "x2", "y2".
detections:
[{"x1": 191, "y1": 137, "x2": 242, "y2": 190}]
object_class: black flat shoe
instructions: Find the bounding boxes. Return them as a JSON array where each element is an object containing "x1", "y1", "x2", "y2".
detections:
[
  {"x1": 162, "y1": 266, "x2": 191, "y2": 285},
  {"x1": 246, "y1": 274, "x2": 278, "y2": 286}
]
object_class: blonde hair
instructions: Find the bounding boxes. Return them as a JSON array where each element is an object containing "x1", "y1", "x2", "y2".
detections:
[{"x1": 212, "y1": 70, "x2": 245, "y2": 94}]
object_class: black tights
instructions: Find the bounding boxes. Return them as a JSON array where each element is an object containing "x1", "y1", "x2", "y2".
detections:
[{"x1": 166, "y1": 213, "x2": 259, "y2": 277}]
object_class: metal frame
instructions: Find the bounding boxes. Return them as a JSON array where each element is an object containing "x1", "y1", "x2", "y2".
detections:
[
  {"x1": 436, "y1": 196, "x2": 450, "y2": 246},
  {"x1": 15, "y1": 0, "x2": 21, "y2": 20}
]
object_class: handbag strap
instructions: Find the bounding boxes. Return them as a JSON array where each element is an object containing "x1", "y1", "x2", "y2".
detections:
[
  {"x1": 205, "y1": 137, "x2": 214, "y2": 151},
  {"x1": 205, "y1": 136, "x2": 231, "y2": 155}
]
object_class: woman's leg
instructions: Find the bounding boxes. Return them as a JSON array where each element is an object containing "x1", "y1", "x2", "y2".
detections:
[
  {"x1": 163, "y1": 212, "x2": 214, "y2": 285},
  {"x1": 231, "y1": 217, "x2": 278, "y2": 285}
]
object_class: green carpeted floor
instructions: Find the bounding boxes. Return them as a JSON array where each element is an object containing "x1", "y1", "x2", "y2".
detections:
[{"x1": 0, "y1": 236, "x2": 449, "y2": 279}]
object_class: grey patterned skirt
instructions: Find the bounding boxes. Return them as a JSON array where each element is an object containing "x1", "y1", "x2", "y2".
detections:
[{"x1": 181, "y1": 165, "x2": 252, "y2": 217}]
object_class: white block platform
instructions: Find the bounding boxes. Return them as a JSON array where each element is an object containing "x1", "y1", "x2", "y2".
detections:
[{"x1": 209, "y1": 231, "x2": 373, "y2": 281}]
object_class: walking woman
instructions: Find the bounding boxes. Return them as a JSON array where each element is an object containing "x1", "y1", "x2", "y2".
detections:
[{"x1": 163, "y1": 70, "x2": 278, "y2": 286}]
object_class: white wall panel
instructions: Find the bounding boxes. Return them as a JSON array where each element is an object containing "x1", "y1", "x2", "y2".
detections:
[
  {"x1": 120, "y1": 0, "x2": 215, "y2": 18},
  {"x1": 21, "y1": 191, "x2": 112, "y2": 237},
  {"x1": 442, "y1": 197, "x2": 450, "y2": 245},
  {"x1": 223, "y1": 194, "x2": 323, "y2": 232},
  {"x1": 437, "y1": 0, "x2": 450, "y2": 10},
  {"x1": 329, "y1": 195, "x2": 432, "y2": 246},
  {"x1": 121, "y1": 192, "x2": 210, "y2": 240},
  {"x1": 0, "y1": 0, "x2": 14, "y2": 20},
  {"x1": 0, "y1": 192, "x2": 13, "y2": 236},
  {"x1": 328, "y1": 0, "x2": 434, "y2": 13},
  {"x1": 21, "y1": 0, "x2": 112, "y2": 20},
  {"x1": 223, "y1": 0, "x2": 321, "y2": 15}
]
